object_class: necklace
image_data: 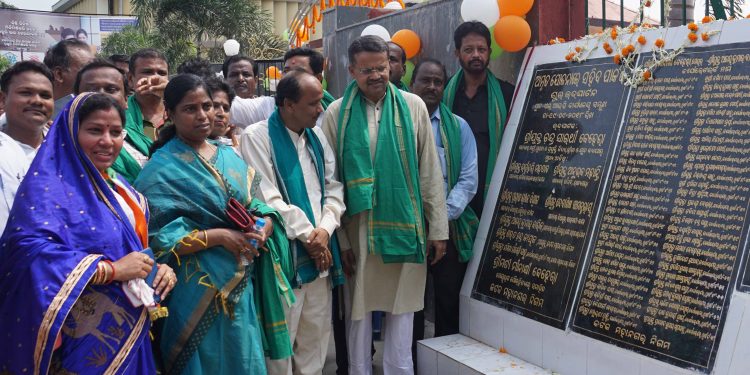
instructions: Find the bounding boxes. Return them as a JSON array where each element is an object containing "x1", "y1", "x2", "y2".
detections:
[{"x1": 198, "y1": 141, "x2": 217, "y2": 161}]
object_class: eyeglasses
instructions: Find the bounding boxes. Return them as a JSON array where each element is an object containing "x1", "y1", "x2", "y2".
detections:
[{"x1": 356, "y1": 66, "x2": 388, "y2": 75}]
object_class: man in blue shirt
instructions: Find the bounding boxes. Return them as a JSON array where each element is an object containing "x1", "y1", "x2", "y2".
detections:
[{"x1": 410, "y1": 58, "x2": 478, "y2": 346}]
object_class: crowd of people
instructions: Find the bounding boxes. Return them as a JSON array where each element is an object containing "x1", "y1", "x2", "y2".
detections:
[{"x1": 0, "y1": 20, "x2": 513, "y2": 375}]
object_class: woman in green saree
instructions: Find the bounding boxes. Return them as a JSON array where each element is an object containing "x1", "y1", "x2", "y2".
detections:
[{"x1": 134, "y1": 74, "x2": 295, "y2": 374}]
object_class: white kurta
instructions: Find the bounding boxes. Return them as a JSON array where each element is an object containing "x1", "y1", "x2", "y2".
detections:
[
  {"x1": 321, "y1": 91, "x2": 449, "y2": 321},
  {"x1": 0, "y1": 131, "x2": 39, "y2": 232},
  {"x1": 239, "y1": 120, "x2": 345, "y2": 242}
]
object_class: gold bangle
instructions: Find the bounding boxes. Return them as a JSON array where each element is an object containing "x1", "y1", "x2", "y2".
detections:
[
  {"x1": 92, "y1": 263, "x2": 104, "y2": 284},
  {"x1": 204, "y1": 230, "x2": 209, "y2": 248}
]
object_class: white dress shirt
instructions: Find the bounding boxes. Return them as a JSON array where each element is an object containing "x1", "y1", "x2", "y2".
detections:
[
  {"x1": 0, "y1": 131, "x2": 40, "y2": 232},
  {"x1": 239, "y1": 120, "x2": 345, "y2": 242},
  {"x1": 230, "y1": 96, "x2": 275, "y2": 129}
]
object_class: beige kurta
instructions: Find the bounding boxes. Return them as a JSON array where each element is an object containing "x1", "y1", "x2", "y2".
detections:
[{"x1": 321, "y1": 90, "x2": 449, "y2": 321}]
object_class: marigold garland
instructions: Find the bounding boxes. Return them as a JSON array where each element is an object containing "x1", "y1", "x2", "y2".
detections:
[{"x1": 550, "y1": 0, "x2": 728, "y2": 87}]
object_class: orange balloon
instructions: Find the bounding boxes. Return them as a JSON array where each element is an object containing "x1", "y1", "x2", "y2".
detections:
[
  {"x1": 391, "y1": 29, "x2": 421, "y2": 59},
  {"x1": 494, "y1": 16, "x2": 531, "y2": 52},
  {"x1": 267, "y1": 66, "x2": 282, "y2": 79},
  {"x1": 498, "y1": 0, "x2": 533, "y2": 17}
]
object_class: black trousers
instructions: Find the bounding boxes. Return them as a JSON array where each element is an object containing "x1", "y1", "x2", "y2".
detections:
[
  {"x1": 413, "y1": 240, "x2": 467, "y2": 362},
  {"x1": 332, "y1": 284, "x2": 349, "y2": 375}
]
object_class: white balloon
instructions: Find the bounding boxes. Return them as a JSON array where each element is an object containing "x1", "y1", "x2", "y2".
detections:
[
  {"x1": 460, "y1": 0, "x2": 500, "y2": 27},
  {"x1": 361, "y1": 24, "x2": 391, "y2": 41},
  {"x1": 384, "y1": 1, "x2": 403, "y2": 9}
]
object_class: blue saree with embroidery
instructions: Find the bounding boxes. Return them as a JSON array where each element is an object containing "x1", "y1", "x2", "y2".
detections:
[
  {"x1": 134, "y1": 137, "x2": 295, "y2": 374},
  {"x1": 0, "y1": 93, "x2": 155, "y2": 374}
]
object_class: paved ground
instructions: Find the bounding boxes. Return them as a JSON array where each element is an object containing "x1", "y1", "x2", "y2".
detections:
[{"x1": 321, "y1": 319, "x2": 435, "y2": 374}]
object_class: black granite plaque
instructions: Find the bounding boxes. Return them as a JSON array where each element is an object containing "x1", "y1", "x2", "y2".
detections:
[
  {"x1": 471, "y1": 58, "x2": 627, "y2": 328},
  {"x1": 572, "y1": 43, "x2": 750, "y2": 373}
]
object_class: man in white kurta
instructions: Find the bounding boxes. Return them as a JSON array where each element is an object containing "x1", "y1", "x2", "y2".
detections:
[
  {"x1": 0, "y1": 61, "x2": 54, "y2": 232},
  {"x1": 321, "y1": 36, "x2": 449, "y2": 375},
  {"x1": 240, "y1": 72, "x2": 346, "y2": 375}
]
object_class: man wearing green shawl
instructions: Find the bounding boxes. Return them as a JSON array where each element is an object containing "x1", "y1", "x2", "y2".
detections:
[
  {"x1": 111, "y1": 48, "x2": 169, "y2": 183},
  {"x1": 410, "y1": 58, "x2": 479, "y2": 347},
  {"x1": 282, "y1": 47, "x2": 337, "y2": 110},
  {"x1": 387, "y1": 41, "x2": 410, "y2": 92},
  {"x1": 321, "y1": 35, "x2": 448, "y2": 374},
  {"x1": 444, "y1": 21, "x2": 515, "y2": 219},
  {"x1": 240, "y1": 71, "x2": 346, "y2": 375},
  {"x1": 281, "y1": 48, "x2": 351, "y2": 373}
]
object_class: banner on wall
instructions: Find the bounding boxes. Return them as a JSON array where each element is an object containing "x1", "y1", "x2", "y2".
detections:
[{"x1": 0, "y1": 8, "x2": 136, "y2": 61}]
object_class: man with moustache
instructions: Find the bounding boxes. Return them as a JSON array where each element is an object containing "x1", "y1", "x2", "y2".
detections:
[
  {"x1": 322, "y1": 35, "x2": 448, "y2": 375},
  {"x1": 224, "y1": 55, "x2": 276, "y2": 128},
  {"x1": 106, "y1": 48, "x2": 169, "y2": 183},
  {"x1": 0, "y1": 61, "x2": 54, "y2": 231},
  {"x1": 240, "y1": 71, "x2": 345, "y2": 375},
  {"x1": 444, "y1": 21, "x2": 514, "y2": 219},
  {"x1": 43, "y1": 38, "x2": 94, "y2": 119},
  {"x1": 409, "y1": 59, "x2": 478, "y2": 350},
  {"x1": 387, "y1": 41, "x2": 409, "y2": 92}
]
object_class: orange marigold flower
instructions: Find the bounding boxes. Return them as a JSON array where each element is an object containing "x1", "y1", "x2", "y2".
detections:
[
  {"x1": 626, "y1": 44, "x2": 635, "y2": 53},
  {"x1": 565, "y1": 53, "x2": 574, "y2": 61},
  {"x1": 628, "y1": 25, "x2": 638, "y2": 33},
  {"x1": 702, "y1": 15, "x2": 713, "y2": 23},
  {"x1": 687, "y1": 22, "x2": 698, "y2": 32},
  {"x1": 575, "y1": 46, "x2": 583, "y2": 53},
  {"x1": 603, "y1": 42, "x2": 613, "y2": 54},
  {"x1": 614, "y1": 54, "x2": 622, "y2": 65},
  {"x1": 688, "y1": 32, "x2": 698, "y2": 43},
  {"x1": 638, "y1": 35, "x2": 647, "y2": 45},
  {"x1": 499, "y1": 347, "x2": 508, "y2": 354},
  {"x1": 642, "y1": 70, "x2": 651, "y2": 80},
  {"x1": 611, "y1": 28, "x2": 618, "y2": 40},
  {"x1": 701, "y1": 32, "x2": 710, "y2": 41},
  {"x1": 654, "y1": 38, "x2": 665, "y2": 48}
]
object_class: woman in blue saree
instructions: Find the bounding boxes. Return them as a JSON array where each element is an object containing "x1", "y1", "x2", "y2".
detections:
[
  {"x1": 134, "y1": 74, "x2": 295, "y2": 374},
  {"x1": 0, "y1": 93, "x2": 177, "y2": 374}
]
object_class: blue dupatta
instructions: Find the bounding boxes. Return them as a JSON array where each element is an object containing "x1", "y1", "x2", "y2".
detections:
[
  {"x1": 0, "y1": 93, "x2": 154, "y2": 375},
  {"x1": 135, "y1": 137, "x2": 295, "y2": 373}
]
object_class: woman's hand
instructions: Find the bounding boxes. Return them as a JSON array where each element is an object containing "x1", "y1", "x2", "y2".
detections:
[
  {"x1": 111, "y1": 252, "x2": 154, "y2": 282},
  {"x1": 152, "y1": 263, "x2": 177, "y2": 298},
  {"x1": 218, "y1": 228, "x2": 262, "y2": 263}
]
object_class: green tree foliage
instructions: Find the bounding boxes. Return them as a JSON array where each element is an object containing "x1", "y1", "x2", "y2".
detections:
[
  {"x1": 0, "y1": 54, "x2": 11, "y2": 74},
  {"x1": 0, "y1": 1, "x2": 18, "y2": 9},
  {"x1": 131, "y1": 0, "x2": 287, "y2": 64},
  {"x1": 100, "y1": 25, "x2": 195, "y2": 69}
]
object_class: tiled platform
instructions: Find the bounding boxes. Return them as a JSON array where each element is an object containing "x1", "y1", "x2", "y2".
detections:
[{"x1": 417, "y1": 334, "x2": 552, "y2": 375}]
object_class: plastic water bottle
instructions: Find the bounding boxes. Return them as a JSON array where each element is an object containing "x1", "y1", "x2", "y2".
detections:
[{"x1": 241, "y1": 218, "x2": 265, "y2": 266}]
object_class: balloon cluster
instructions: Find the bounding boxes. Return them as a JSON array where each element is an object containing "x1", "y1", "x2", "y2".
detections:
[{"x1": 460, "y1": 0, "x2": 534, "y2": 53}]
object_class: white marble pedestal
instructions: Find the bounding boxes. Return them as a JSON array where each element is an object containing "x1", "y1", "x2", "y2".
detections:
[{"x1": 417, "y1": 334, "x2": 552, "y2": 375}]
